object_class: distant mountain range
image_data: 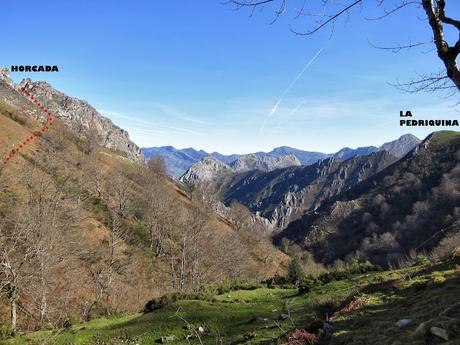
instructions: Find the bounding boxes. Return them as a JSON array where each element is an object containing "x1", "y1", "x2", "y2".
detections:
[
  {"x1": 142, "y1": 134, "x2": 421, "y2": 178},
  {"x1": 217, "y1": 150, "x2": 399, "y2": 229},
  {"x1": 179, "y1": 153, "x2": 301, "y2": 184}
]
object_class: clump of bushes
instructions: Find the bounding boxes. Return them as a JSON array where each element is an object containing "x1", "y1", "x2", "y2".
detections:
[
  {"x1": 287, "y1": 257, "x2": 306, "y2": 286},
  {"x1": 414, "y1": 254, "x2": 431, "y2": 266},
  {"x1": 278, "y1": 256, "x2": 379, "y2": 294},
  {"x1": 298, "y1": 260, "x2": 378, "y2": 293},
  {"x1": 263, "y1": 275, "x2": 295, "y2": 289},
  {"x1": 143, "y1": 260, "x2": 379, "y2": 313},
  {"x1": 200, "y1": 278, "x2": 263, "y2": 296},
  {"x1": 143, "y1": 291, "x2": 216, "y2": 313}
]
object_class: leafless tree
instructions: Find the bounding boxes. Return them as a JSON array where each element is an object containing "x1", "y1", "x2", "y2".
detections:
[
  {"x1": 141, "y1": 168, "x2": 177, "y2": 257},
  {"x1": 227, "y1": 0, "x2": 460, "y2": 94},
  {"x1": 79, "y1": 163, "x2": 135, "y2": 319},
  {"x1": 0, "y1": 219, "x2": 34, "y2": 334},
  {"x1": 0, "y1": 160, "x2": 78, "y2": 332},
  {"x1": 147, "y1": 155, "x2": 167, "y2": 176}
]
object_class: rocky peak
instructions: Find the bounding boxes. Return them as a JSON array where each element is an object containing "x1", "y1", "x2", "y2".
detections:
[
  {"x1": 334, "y1": 146, "x2": 377, "y2": 160},
  {"x1": 18, "y1": 78, "x2": 144, "y2": 163},
  {"x1": 0, "y1": 68, "x2": 17, "y2": 89},
  {"x1": 378, "y1": 133, "x2": 421, "y2": 157},
  {"x1": 179, "y1": 156, "x2": 233, "y2": 184},
  {"x1": 230, "y1": 153, "x2": 301, "y2": 172}
]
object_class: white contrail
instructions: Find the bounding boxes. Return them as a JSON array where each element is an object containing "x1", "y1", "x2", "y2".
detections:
[{"x1": 260, "y1": 47, "x2": 324, "y2": 135}]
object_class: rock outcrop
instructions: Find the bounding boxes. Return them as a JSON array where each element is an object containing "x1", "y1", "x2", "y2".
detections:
[
  {"x1": 16, "y1": 77, "x2": 143, "y2": 162},
  {"x1": 180, "y1": 153, "x2": 301, "y2": 185},
  {"x1": 378, "y1": 133, "x2": 421, "y2": 157},
  {"x1": 179, "y1": 156, "x2": 233, "y2": 184},
  {"x1": 230, "y1": 153, "x2": 301, "y2": 172},
  {"x1": 219, "y1": 151, "x2": 398, "y2": 229}
]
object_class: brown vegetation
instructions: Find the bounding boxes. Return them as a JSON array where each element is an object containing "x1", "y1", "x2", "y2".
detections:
[{"x1": 0, "y1": 107, "x2": 287, "y2": 334}]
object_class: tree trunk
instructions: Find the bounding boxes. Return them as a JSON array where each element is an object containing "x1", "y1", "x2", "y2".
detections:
[
  {"x1": 422, "y1": 0, "x2": 460, "y2": 92},
  {"x1": 10, "y1": 294, "x2": 17, "y2": 334}
]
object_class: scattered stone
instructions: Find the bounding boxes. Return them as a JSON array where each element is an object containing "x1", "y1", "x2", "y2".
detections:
[
  {"x1": 159, "y1": 335, "x2": 176, "y2": 343},
  {"x1": 279, "y1": 314, "x2": 289, "y2": 321},
  {"x1": 414, "y1": 322, "x2": 428, "y2": 337},
  {"x1": 395, "y1": 319, "x2": 412, "y2": 328},
  {"x1": 430, "y1": 327, "x2": 449, "y2": 341}
]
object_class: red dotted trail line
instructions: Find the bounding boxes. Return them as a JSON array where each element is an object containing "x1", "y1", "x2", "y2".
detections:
[{"x1": 2, "y1": 87, "x2": 54, "y2": 165}]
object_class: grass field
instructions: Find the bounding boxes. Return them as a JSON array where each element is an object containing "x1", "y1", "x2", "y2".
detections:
[{"x1": 2, "y1": 258, "x2": 459, "y2": 345}]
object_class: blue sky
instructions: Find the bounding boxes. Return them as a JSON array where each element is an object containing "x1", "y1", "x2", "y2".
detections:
[{"x1": 2, "y1": 0, "x2": 459, "y2": 154}]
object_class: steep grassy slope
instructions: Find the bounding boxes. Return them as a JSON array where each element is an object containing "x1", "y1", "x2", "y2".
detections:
[{"x1": 3, "y1": 257, "x2": 459, "y2": 345}]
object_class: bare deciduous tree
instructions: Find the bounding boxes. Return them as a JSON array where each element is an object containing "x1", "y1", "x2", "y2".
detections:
[
  {"x1": 227, "y1": 0, "x2": 460, "y2": 94},
  {"x1": 0, "y1": 162, "x2": 77, "y2": 332},
  {"x1": 147, "y1": 156, "x2": 167, "y2": 176}
]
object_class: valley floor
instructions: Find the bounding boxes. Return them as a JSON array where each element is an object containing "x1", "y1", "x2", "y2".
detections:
[{"x1": 2, "y1": 259, "x2": 459, "y2": 345}]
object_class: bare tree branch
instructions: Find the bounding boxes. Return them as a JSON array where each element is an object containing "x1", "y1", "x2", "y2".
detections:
[
  {"x1": 368, "y1": 38, "x2": 434, "y2": 53},
  {"x1": 290, "y1": 0, "x2": 363, "y2": 35},
  {"x1": 226, "y1": 0, "x2": 460, "y2": 94},
  {"x1": 390, "y1": 70, "x2": 455, "y2": 93},
  {"x1": 365, "y1": 1, "x2": 420, "y2": 21}
]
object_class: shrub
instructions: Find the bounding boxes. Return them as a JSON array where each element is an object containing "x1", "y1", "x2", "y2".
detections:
[
  {"x1": 143, "y1": 291, "x2": 216, "y2": 313},
  {"x1": 0, "y1": 322, "x2": 13, "y2": 339},
  {"x1": 432, "y1": 230, "x2": 460, "y2": 259},
  {"x1": 297, "y1": 260, "x2": 378, "y2": 294},
  {"x1": 298, "y1": 275, "x2": 321, "y2": 293},
  {"x1": 314, "y1": 297, "x2": 342, "y2": 320},
  {"x1": 414, "y1": 254, "x2": 431, "y2": 266},
  {"x1": 287, "y1": 258, "x2": 305, "y2": 285},
  {"x1": 263, "y1": 275, "x2": 294, "y2": 289},
  {"x1": 202, "y1": 278, "x2": 263, "y2": 296},
  {"x1": 431, "y1": 271, "x2": 447, "y2": 285}
]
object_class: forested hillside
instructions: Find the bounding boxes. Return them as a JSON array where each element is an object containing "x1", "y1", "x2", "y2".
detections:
[
  {"x1": 0, "y1": 76, "x2": 288, "y2": 334},
  {"x1": 276, "y1": 131, "x2": 460, "y2": 267}
]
